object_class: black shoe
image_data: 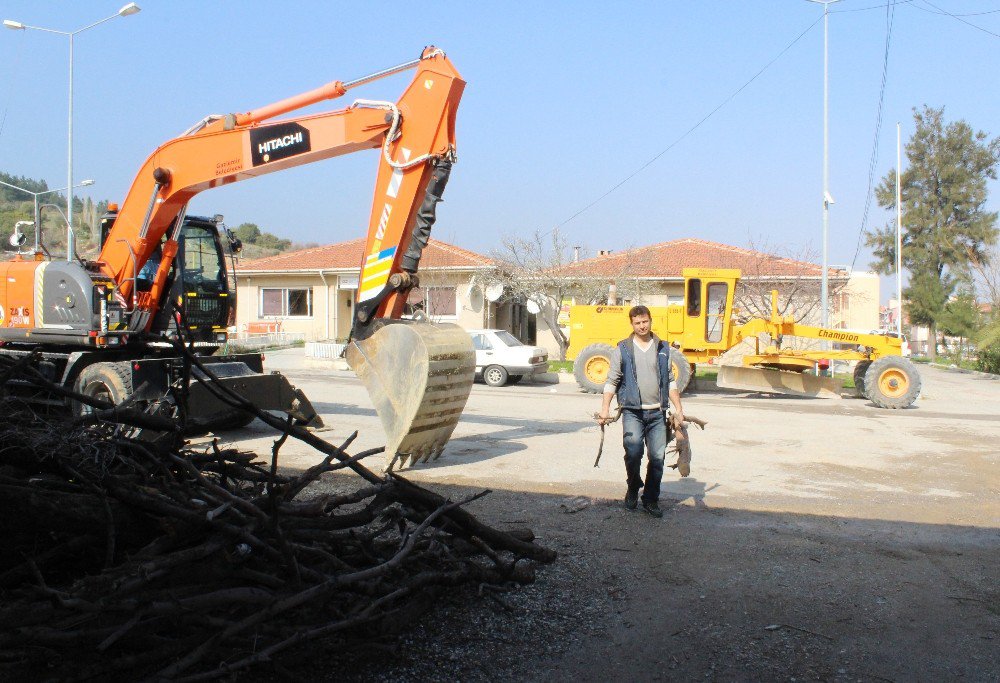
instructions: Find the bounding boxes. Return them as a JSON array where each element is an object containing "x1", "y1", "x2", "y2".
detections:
[
  {"x1": 642, "y1": 500, "x2": 664, "y2": 518},
  {"x1": 624, "y1": 488, "x2": 639, "y2": 510}
]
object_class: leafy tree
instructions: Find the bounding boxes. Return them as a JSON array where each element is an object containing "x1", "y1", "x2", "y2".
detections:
[
  {"x1": 938, "y1": 292, "x2": 980, "y2": 360},
  {"x1": 865, "y1": 106, "x2": 1000, "y2": 359}
]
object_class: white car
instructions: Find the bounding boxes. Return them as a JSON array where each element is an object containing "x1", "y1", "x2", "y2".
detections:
[{"x1": 468, "y1": 329, "x2": 548, "y2": 386}]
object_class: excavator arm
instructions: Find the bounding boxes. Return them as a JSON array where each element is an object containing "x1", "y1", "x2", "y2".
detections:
[
  {"x1": 96, "y1": 47, "x2": 474, "y2": 466},
  {"x1": 98, "y1": 47, "x2": 462, "y2": 331}
]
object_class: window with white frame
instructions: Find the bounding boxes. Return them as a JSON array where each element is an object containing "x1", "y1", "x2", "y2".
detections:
[
  {"x1": 406, "y1": 286, "x2": 457, "y2": 318},
  {"x1": 260, "y1": 288, "x2": 313, "y2": 317}
]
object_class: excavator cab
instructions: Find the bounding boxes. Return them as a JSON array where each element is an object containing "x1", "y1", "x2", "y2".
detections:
[{"x1": 101, "y1": 210, "x2": 234, "y2": 344}]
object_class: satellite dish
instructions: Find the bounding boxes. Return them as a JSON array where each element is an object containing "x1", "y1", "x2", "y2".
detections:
[
  {"x1": 485, "y1": 284, "x2": 504, "y2": 302},
  {"x1": 468, "y1": 285, "x2": 484, "y2": 312},
  {"x1": 526, "y1": 298, "x2": 541, "y2": 315}
]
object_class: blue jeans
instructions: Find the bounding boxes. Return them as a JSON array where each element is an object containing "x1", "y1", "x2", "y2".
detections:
[{"x1": 622, "y1": 408, "x2": 668, "y2": 503}]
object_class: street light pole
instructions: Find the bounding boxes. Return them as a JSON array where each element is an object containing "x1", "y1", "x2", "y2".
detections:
[
  {"x1": 3, "y1": 3, "x2": 140, "y2": 261},
  {"x1": 0, "y1": 178, "x2": 95, "y2": 252},
  {"x1": 807, "y1": 0, "x2": 840, "y2": 334}
]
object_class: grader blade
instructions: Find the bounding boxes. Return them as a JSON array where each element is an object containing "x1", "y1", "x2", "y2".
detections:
[
  {"x1": 717, "y1": 365, "x2": 843, "y2": 400},
  {"x1": 346, "y1": 321, "x2": 475, "y2": 468}
]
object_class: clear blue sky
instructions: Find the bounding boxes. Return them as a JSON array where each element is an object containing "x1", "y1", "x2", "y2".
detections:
[{"x1": 1, "y1": 1, "x2": 997, "y2": 301}]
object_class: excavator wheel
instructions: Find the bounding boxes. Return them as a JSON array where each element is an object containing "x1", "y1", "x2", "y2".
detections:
[
  {"x1": 573, "y1": 343, "x2": 615, "y2": 394},
  {"x1": 669, "y1": 347, "x2": 692, "y2": 394},
  {"x1": 853, "y1": 361, "x2": 872, "y2": 399},
  {"x1": 864, "y1": 355, "x2": 921, "y2": 409},
  {"x1": 347, "y1": 321, "x2": 475, "y2": 468},
  {"x1": 71, "y1": 361, "x2": 134, "y2": 416}
]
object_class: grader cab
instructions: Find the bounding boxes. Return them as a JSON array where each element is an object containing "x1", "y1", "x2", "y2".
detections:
[{"x1": 567, "y1": 268, "x2": 922, "y2": 409}]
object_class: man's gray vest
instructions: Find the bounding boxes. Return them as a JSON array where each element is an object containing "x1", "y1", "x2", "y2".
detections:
[{"x1": 616, "y1": 335, "x2": 674, "y2": 410}]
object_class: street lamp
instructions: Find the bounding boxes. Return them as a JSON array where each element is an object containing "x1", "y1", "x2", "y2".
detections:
[
  {"x1": 3, "y1": 3, "x2": 140, "y2": 261},
  {"x1": 0, "y1": 178, "x2": 95, "y2": 253},
  {"x1": 806, "y1": 0, "x2": 840, "y2": 336}
]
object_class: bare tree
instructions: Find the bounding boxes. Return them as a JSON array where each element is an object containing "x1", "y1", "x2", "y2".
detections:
[
  {"x1": 733, "y1": 235, "x2": 849, "y2": 326},
  {"x1": 969, "y1": 243, "x2": 1000, "y2": 310},
  {"x1": 477, "y1": 228, "x2": 649, "y2": 360}
]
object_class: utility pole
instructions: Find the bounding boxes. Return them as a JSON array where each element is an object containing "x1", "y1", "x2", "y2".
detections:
[
  {"x1": 896, "y1": 122, "x2": 903, "y2": 336},
  {"x1": 807, "y1": 0, "x2": 840, "y2": 334}
]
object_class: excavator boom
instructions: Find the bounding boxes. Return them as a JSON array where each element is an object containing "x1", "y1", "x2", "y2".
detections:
[{"x1": 92, "y1": 47, "x2": 474, "y2": 464}]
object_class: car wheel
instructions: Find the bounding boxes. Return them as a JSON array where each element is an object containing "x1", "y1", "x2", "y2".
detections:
[
  {"x1": 483, "y1": 364, "x2": 509, "y2": 387},
  {"x1": 507, "y1": 375, "x2": 523, "y2": 385}
]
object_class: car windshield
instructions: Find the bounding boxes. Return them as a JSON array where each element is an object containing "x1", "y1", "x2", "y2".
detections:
[{"x1": 493, "y1": 331, "x2": 523, "y2": 347}]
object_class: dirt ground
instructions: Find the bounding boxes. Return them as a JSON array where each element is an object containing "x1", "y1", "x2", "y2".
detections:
[{"x1": 212, "y1": 354, "x2": 999, "y2": 681}]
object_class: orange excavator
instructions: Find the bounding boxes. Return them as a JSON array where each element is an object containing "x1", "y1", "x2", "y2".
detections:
[{"x1": 0, "y1": 47, "x2": 475, "y2": 463}]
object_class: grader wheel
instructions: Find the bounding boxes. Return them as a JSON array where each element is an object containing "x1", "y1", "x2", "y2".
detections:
[
  {"x1": 864, "y1": 356, "x2": 921, "y2": 409},
  {"x1": 573, "y1": 343, "x2": 614, "y2": 394},
  {"x1": 669, "y1": 347, "x2": 692, "y2": 394},
  {"x1": 853, "y1": 361, "x2": 872, "y2": 399}
]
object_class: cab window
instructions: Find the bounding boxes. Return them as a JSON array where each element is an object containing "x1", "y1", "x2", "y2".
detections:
[
  {"x1": 687, "y1": 278, "x2": 702, "y2": 317},
  {"x1": 181, "y1": 226, "x2": 225, "y2": 293},
  {"x1": 705, "y1": 282, "x2": 728, "y2": 343}
]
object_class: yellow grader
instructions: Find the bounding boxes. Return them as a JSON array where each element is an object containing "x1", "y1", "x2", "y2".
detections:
[{"x1": 567, "y1": 268, "x2": 922, "y2": 409}]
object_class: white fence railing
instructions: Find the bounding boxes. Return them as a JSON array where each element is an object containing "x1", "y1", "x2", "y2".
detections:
[
  {"x1": 305, "y1": 342, "x2": 347, "y2": 359},
  {"x1": 229, "y1": 332, "x2": 305, "y2": 349}
]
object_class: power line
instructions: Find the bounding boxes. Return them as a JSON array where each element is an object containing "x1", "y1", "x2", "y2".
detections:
[
  {"x1": 850, "y1": 0, "x2": 897, "y2": 273},
  {"x1": 913, "y1": 0, "x2": 1000, "y2": 38},
  {"x1": 547, "y1": 14, "x2": 824, "y2": 235},
  {"x1": 911, "y1": 2, "x2": 1000, "y2": 17},
  {"x1": 830, "y1": 0, "x2": 914, "y2": 13}
]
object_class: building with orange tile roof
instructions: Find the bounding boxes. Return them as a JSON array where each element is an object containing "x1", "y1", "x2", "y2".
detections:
[{"x1": 234, "y1": 238, "x2": 500, "y2": 341}]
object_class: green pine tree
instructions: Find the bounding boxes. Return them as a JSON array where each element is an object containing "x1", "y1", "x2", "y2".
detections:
[{"x1": 865, "y1": 106, "x2": 1000, "y2": 359}]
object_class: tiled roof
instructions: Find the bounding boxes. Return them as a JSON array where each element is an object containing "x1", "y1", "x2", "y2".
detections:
[
  {"x1": 239, "y1": 237, "x2": 493, "y2": 272},
  {"x1": 553, "y1": 238, "x2": 844, "y2": 279}
]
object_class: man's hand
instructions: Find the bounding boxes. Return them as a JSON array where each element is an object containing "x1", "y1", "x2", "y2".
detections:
[
  {"x1": 596, "y1": 409, "x2": 612, "y2": 426},
  {"x1": 670, "y1": 411, "x2": 686, "y2": 431}
]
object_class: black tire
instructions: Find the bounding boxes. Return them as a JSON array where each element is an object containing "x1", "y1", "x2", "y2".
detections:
[
  {"x1": 864, "y1": 356, "x2": 921, "y2": 409},
  {"x1": 574, "y1": 343, "x2": 615, "y2": 394},
  {"x1": 669, "y1": 347, "x2": 692, "y2": 394},
  {"x1": 853, "y1": 361, "x2": 872, "y2": 399},
  {"x1": 507, "y1": 375, "x2": 523, "y2": 385},
  {"x1": 483, "y1": 364, "x2": 509, "y2": 387},
  {"x1": 71, "y1": 361, "x2": 133, "y2": 416},
  {"x1": 209, "y1": 411, "x2": 258, "y2": 431}
]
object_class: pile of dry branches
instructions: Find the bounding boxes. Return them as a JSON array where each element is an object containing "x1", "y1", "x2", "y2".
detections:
[{"x1": 0, "y1": 351, "x2": 555, "y2": 680}]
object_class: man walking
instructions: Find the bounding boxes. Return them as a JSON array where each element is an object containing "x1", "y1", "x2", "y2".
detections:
[{"x1": 597, "y1": 306, "x2": 684, "y2": 518}]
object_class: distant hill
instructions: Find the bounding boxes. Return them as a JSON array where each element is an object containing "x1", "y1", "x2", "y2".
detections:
[{"x1": 1, "y1": 172, "x2": 296, "y2": 261}]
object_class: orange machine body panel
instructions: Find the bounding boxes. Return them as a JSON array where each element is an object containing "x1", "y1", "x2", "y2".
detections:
[{"x1": 0, "y1": 258, "x2": 42, "y2": 331}]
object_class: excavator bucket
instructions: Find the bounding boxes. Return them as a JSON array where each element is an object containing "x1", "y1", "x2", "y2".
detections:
[
  {"x1": 346, "y1": 321, "x2": 475, "y2": 468},
  {"x1": 717, "y1": 365, "x2": 843, "y2": 400}
]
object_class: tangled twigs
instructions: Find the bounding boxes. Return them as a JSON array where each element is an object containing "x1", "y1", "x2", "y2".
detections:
[{"x1": 0, "y1": 355, "x2": 555, "y2": 681}]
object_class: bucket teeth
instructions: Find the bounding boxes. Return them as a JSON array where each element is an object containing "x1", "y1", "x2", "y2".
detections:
[{"x1": 347, "y1": 321, "x2": 475, "y2": 469}]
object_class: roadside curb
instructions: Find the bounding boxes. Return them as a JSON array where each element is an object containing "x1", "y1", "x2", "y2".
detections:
[
  {"x1": 304, "y1": 357, "x2": 350, "y2": 371},
  {"x1": 926, "y1": 362, "x2": 999, "y2": 380}
]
